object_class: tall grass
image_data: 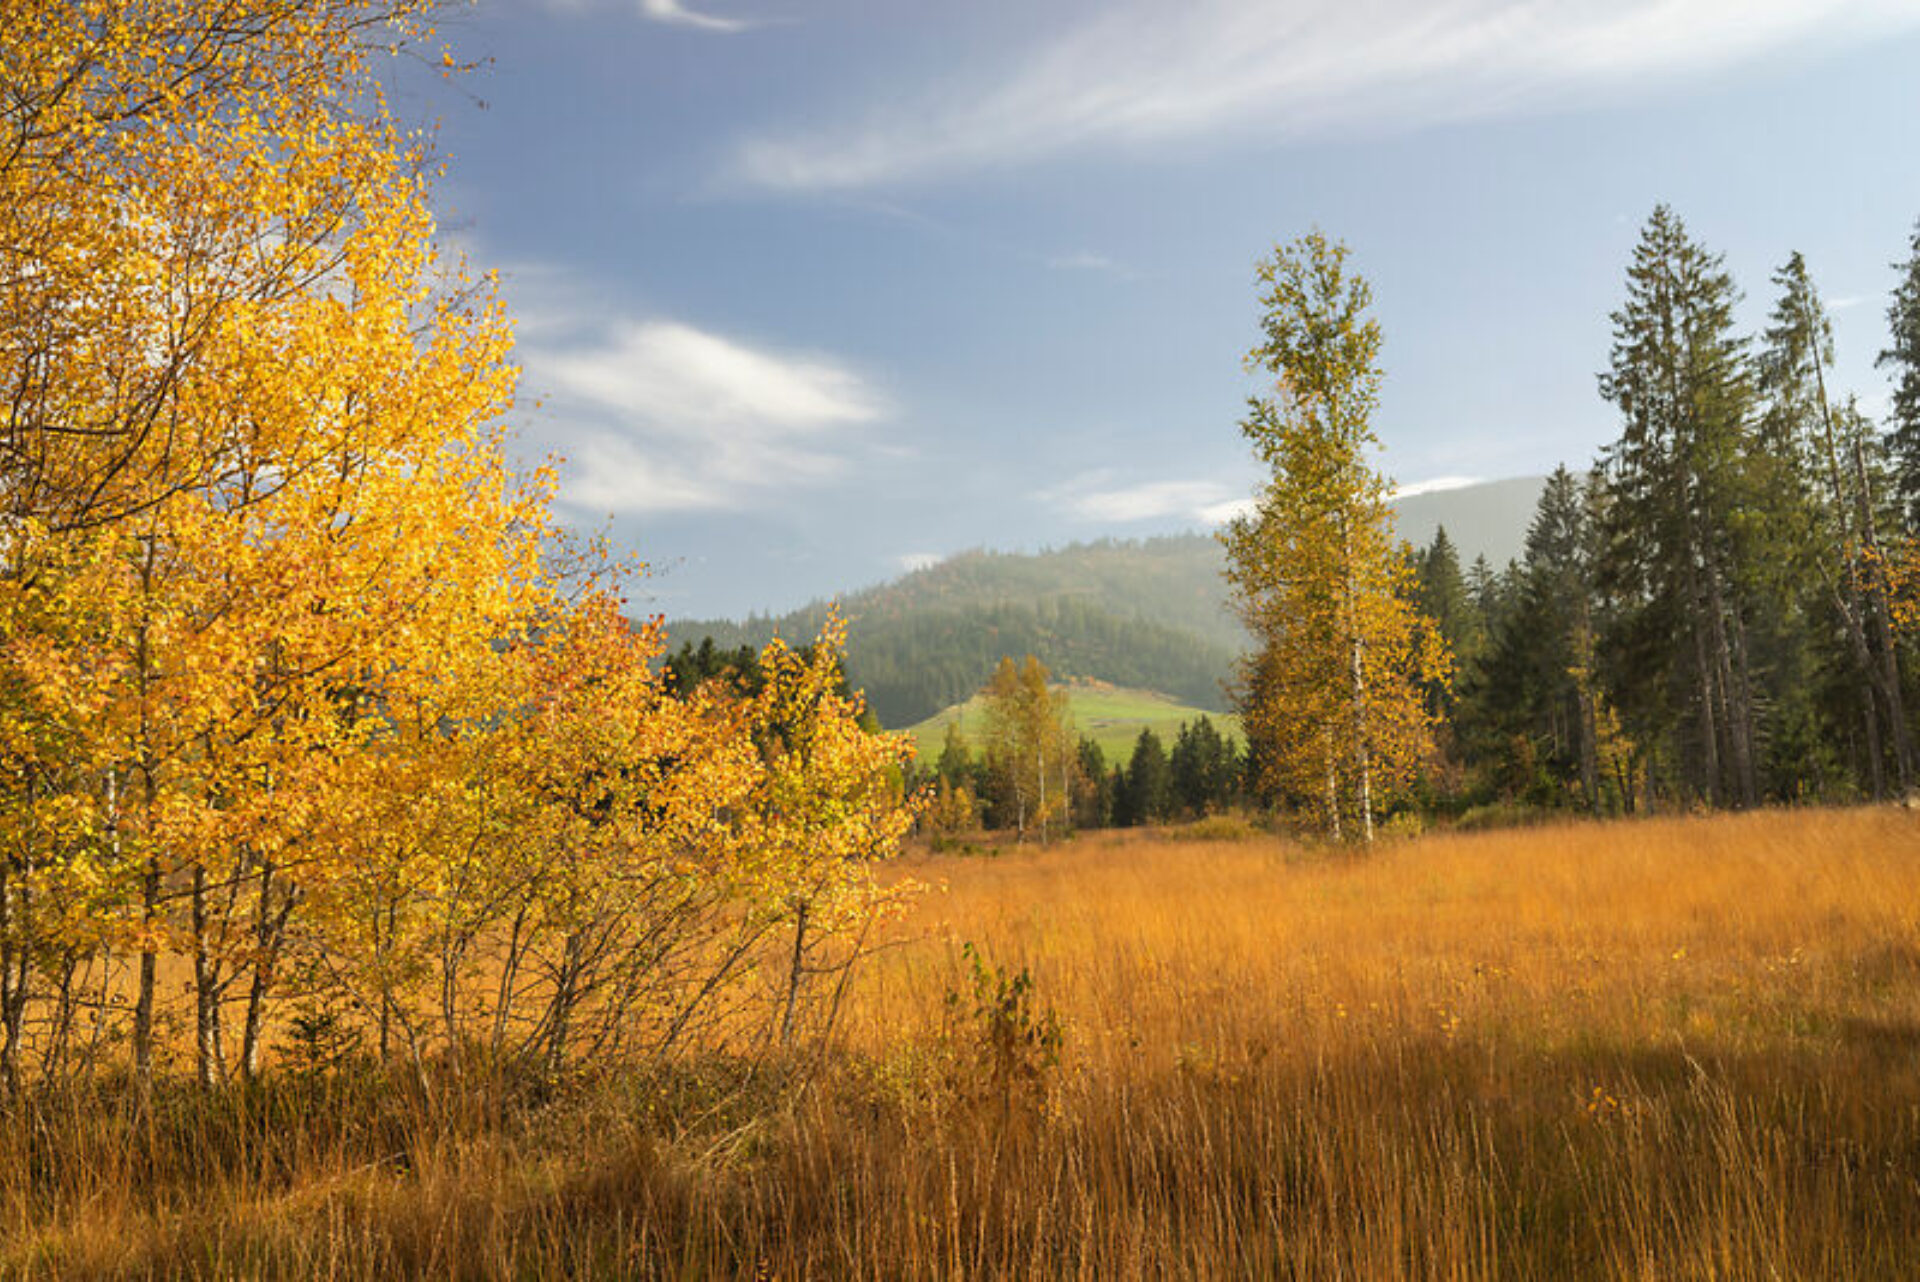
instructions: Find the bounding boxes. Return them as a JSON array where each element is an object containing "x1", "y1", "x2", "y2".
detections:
[{"x1": 5, "y1": 807, "x2": 1918, "y2": 1277}]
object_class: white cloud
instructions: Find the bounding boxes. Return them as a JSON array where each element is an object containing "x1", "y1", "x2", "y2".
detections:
[
  {"x1": 895, "y1": 551, "x2": 943, "y2": 573},
  {"x1": 1040, "y1": 470, "x2": 1494, "y2": 527},
  {"x1": 1041, "y1": 471, "x2": 1248, "y2": 525},
  {"x1": 544, "y1": 321, "x2": 883, "y2": 437},
  {"x1": 1046, "y1": 250, "x2": 1122, "y2": 274},
  {"x1": 524, "y1": 318, "x2": 890, "y2": 515},
  {"x1": 640, "y1": 0, "x2": 751, "y2": 32},
  {"x1": 1392, "y1": 474, "x2": 1481, "y2": 499},
  {"x1": 1197, "y1": 496, "x2": 1256, "y2": 526},
  {"x1": 730, "y1": 0, "x2": 1920, "y2": 190}
]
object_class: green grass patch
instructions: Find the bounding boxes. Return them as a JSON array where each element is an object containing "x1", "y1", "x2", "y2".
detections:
[{"x1": 899, "y1": 682, "x2": 1241, "y2": 763}]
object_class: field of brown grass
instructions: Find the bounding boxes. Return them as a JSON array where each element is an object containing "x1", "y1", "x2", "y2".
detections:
[{"x1": 7, "y1": 806, "x2": 1920, "y2": 1278}]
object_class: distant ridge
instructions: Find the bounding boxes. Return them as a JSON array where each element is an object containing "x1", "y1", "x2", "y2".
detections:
[{"x1": 667, "y1": 476, "x2": 1546, "y2": 727}]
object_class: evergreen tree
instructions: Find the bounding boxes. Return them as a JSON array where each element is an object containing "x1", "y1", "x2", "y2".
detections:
[
  {"x1": 1170, "y1": 717, "x2": 1235, "y2": 816},
  {"x1": 1123, "y1": 729, "x2": 1174, "y2": 825},
  {"x1": 1879, "y1": 218, "x2": 1920, "y2": 528},
  {"x1": 1417, "y1": 527, "x2": 1482, "y2": 669},
  {"x1": 1463, "y1": 468, "x2": 1612, "y2": 809},
  {"x1": 936, "y1": 721, "x2": 976, "y2": 788},
  {"x1": 1759, "y1": 253, "x2": 1912, "y2": 794},
  {"x1": 1596, "y1": 205, "x2": 1762, "y2": 808}
]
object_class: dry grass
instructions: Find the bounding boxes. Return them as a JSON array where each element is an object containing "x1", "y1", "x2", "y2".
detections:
[{"x1": 5, "y1": 807, "x2": 1919, "y2": 1278}]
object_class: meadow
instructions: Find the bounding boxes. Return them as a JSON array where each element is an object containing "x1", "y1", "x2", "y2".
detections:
[
  {"x1": 906, "y1": 682, "x2": 1243, "y2": 761},
  {"x1": 6, "y1": 806, "x2": 1920, "y2": 1278}
]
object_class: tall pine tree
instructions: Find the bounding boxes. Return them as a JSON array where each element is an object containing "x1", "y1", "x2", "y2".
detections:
[
  {"x1": 1879, "y1": 218, "x2": 1920, "y2": 529},
  {"x1": 1596, "y1": 206, "x2": 1761, "y2": 808}
]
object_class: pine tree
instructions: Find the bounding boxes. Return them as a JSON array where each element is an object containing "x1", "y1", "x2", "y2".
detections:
[
  {"x1": 1759, "y1": 253, "x2": 1911, "y2": 794},
  {"x1": 1596, "y1": 206, "x2": 1762, "y2": 808},
  {"x1": 1123, "y1": 729, "x2": 1173, "y2": 825},
  {"x1": 1879, "y1": 218, "x2": 1920, "y2": 528}
]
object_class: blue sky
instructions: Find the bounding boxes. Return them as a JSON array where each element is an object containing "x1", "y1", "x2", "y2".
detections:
[{"x1": 392, "y1": 0, "x2": 1920, "y2": 620}]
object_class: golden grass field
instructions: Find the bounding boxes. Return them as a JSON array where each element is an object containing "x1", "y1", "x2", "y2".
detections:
[{"x1": 7, "y1": 806, "x2": 1920, "y2": 1278}]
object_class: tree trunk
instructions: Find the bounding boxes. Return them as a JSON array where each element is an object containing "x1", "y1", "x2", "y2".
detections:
[
  {"x1": 191, "y1": 864, "x2": 226, "y2": 1087},
  {"x1": 240, "y1": 865, "x2": 295, "y2": 1080},
  {"x1": 779, "y1": 900, "x2": 810, "y2": 1049},
  {"x1": 1853, "y1": 437, "x2": 1915, "y2": 791}
]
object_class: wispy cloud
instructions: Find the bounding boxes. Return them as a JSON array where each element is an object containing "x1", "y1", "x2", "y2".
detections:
[
  {"x1": 1040, "y1": 472, "x2": 1248, "y2": 525},
  {"x1": 640, "y1": 0, "x2": 751, "y2": 32},
  {"x1": 1046, "y1": 250, "x2": 1125, "y2": 275},
  {"x1": 1042, "y1": 470, "x2": 1495, "y2": 526},
  {"x1": 1392, "y1": 474, "x2": 1481, "y2": 499},
  {"x1": 731, "y1": 0, "x2": 1920, "y2": 190},
  {"x1": 894, "y1": 551, "x2": 943, "y2": 573},
  {"x1": 525, "y1": 317, "x2": 889, "y2": 515}
]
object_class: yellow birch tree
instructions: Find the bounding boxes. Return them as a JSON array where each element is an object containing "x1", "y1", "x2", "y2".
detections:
[{"x1": 1221, "y1": 233, "x2": 1450, "y2": 842}]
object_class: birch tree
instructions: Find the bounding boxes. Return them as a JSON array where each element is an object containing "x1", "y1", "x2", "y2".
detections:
[{"x1": 1221, "y1": 232, "x2": 1448, "y2": 843}]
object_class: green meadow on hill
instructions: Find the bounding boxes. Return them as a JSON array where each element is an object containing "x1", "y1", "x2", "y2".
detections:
[{"x1": 903, "y1": 682, "x2": 1243, "y2": 762}]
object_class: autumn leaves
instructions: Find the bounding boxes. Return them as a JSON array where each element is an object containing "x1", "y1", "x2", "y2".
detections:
[
  {"x1": 1222, "y1": 233, "x2": 1449, "y2": 844},
  {"x1": 0, "y1": 2, "x2": 913, "y2": 1090}
]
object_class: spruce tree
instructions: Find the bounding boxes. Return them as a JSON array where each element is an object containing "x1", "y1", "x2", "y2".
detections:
[
  {"x1": 1879, "y1": 218, "x2": 1920, "y2": 528},
  {"x1": 1596, "y1": 206, "x2": 1761, "y2": 808},
  {"x1": 1760, "y1": 253, "x2": 1912, "y2": 793}
]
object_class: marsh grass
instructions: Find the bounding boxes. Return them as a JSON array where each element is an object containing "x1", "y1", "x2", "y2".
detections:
[{"x1": 5, "y1": 807, "x2": 1919, "y2": 1278}]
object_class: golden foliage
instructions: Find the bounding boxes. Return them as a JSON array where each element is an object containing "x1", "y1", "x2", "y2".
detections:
[
  {"x1": 0, "y1": 1, "x2": 917, "y2": 1089},
  {"x1": 1223, "y1": 233, "x2": 1449, "y2": 841}
]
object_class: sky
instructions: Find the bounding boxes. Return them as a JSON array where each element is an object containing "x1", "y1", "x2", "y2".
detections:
[{"x1": 388, "y1": 0, "x2": 1920, "y2": 620}]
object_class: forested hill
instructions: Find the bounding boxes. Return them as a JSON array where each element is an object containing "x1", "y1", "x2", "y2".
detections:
[{"x1": 667, "y1": 477, "x2": 1545, "y2": 728}]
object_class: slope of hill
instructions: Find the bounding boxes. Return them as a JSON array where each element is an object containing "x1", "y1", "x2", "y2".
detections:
[
  {"x1": 667, "y1": 476, "x2": 1545, "y2": 728},
  {"x1": 904, "y1": 684, "x2": 1243, "y2": 764}
]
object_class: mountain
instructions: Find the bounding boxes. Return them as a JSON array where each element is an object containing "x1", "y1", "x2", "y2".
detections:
[{"x1": 666, "y1": 476, "x2": 1545, "y2": 728}]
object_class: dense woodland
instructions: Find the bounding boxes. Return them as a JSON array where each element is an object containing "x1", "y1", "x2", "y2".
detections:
[
  {"x1": 904, "y1": 207, "x2": 1920, "y2": 836},
  {"x1": 1433, "y1": 210, "x2": 1919, "y2": 814},
  {"x1": 670, "y1": 538, "x2": 1246, "y2": 724}
]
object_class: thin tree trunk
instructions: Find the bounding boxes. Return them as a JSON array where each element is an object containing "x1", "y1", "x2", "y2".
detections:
[
  {"x1": 779, "y1": 900, "x2": 810, "y2": 1049},
  {"x1": 1323, "y1": 728, "x2": 1341, "y2": 842},
  {"x1": 1344, "y1": 529, "x2": 1373, "y2": 845},
  {"x1": 240, "y1": 866, "x2": 295, "y2": 1080},
  {"x1": 1684, "y1": 543, "x2": 1722, "y2": 807},
  {"x1": 191, "y1": 864, "x2": 224, "y2": 1087},
  {"x1": 1853, "y1": 437, "x2": 1915, "y2": 790}
]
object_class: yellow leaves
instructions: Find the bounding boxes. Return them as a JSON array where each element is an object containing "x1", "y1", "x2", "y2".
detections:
[{"x1": 1226, "y1": 234, "x2": 1449, "y2": 837}]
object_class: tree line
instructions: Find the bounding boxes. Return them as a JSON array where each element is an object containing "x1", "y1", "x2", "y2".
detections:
[
  {"x1": 1229, "y1": 212, "x2": 1920, "y2": 838},
  {"x1": 908, "y1": 657, "x2": 1245, "y2": 838},
  {"x1": 1419, "y1": 209, "x2": 1918, "y2": 816},
  {"x1": 910, "y1": 211, "x2": 1920, "y2": 842}
]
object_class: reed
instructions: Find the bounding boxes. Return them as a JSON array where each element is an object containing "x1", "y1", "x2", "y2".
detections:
[{"x1": 5, "y1": 807, "x2": 1917, "y2": 1278}]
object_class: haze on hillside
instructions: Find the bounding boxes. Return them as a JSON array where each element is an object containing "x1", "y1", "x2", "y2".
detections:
[{"x1": 668, "y1": 477, "x2": 1546, "y2": 726}]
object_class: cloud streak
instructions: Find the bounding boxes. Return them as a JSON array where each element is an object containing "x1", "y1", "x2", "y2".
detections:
[
  {"x1": 528, "y1": 318, "x2": 889, "y2": 515},
  {"x1": 1042, "y1": 470, "x2": 1495, "y2": 527},
  {"x1": 1040, "y1": 472, "x2": 1249, "y2": 526},
  {"x1": 640, "y1": 0, "x2": 750, "y2": 33},
  {"x1": 731, "y1": 0, "x2": 1920, "y2": 190}
]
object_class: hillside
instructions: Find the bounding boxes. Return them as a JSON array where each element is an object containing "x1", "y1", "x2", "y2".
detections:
[
  {"x1": 904, "y1": 683, "x2": 1242, "y2": 763},
  {"x1": 668, "y1": 476, "x2": 1545, "y2": 727}
]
